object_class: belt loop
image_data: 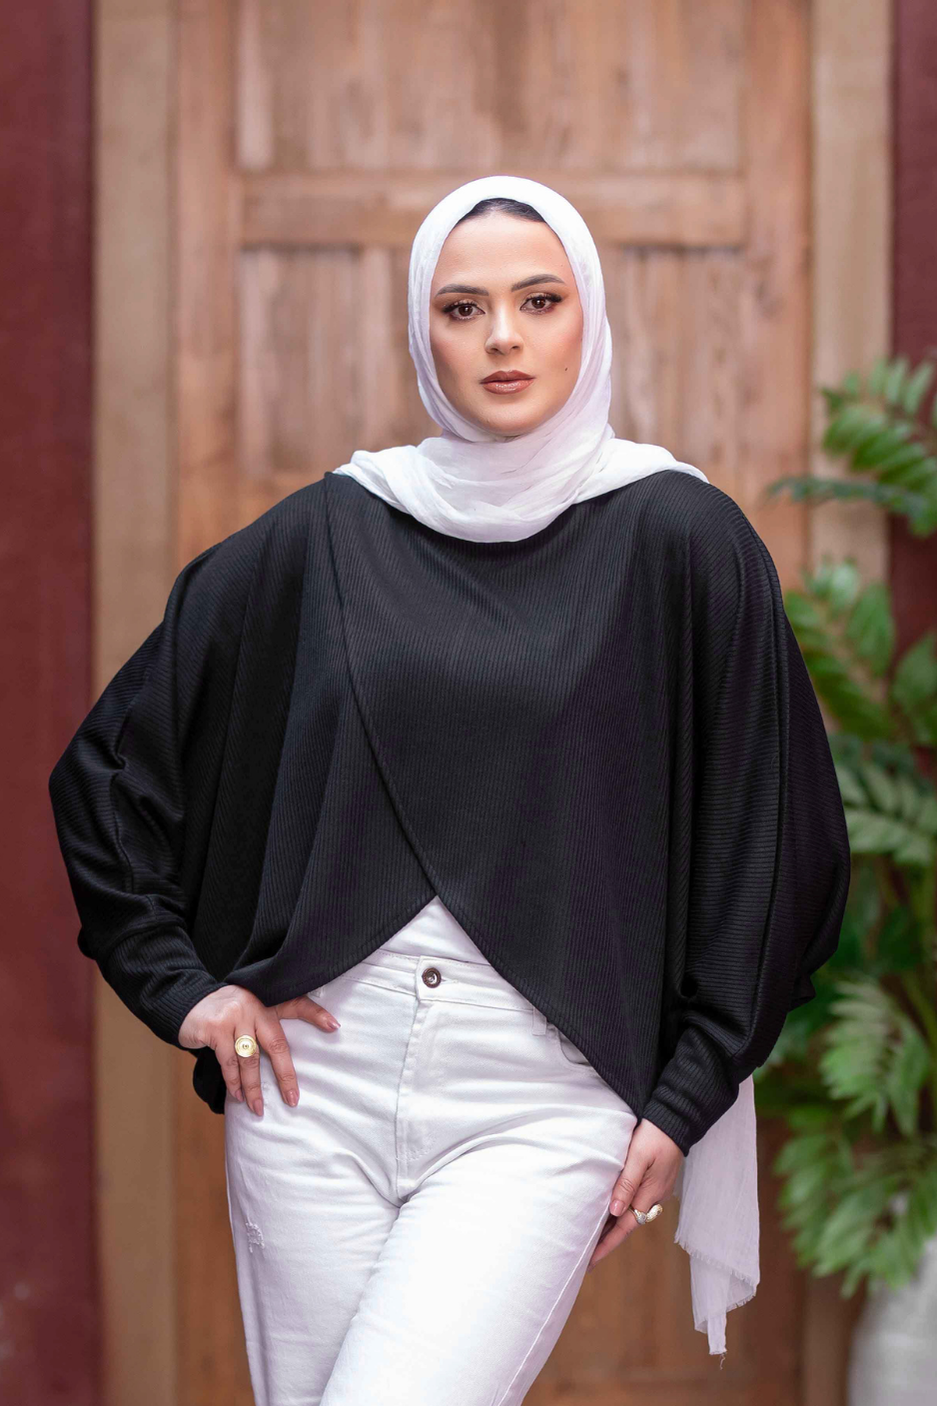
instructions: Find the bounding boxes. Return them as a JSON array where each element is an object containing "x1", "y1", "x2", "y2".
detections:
[{"x1": 530, "y1": 1008, "x2": 548, "y2": 1034}]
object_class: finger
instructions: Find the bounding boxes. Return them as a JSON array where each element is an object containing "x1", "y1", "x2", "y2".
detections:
[
  {"x1": 233, "y1": 1029, "x2": 264, "y2": 1115},
  {"x1": 588, "y1": 1158, "x2": 665, "y2": 1273},
  {"x1": 587, "y1": 1213, "x2": 635, "y2": 1270},
  {"x1": 589, "y1": 1186, "x2": 662, "y2": 1272},
  {"x1": 278, "y1": 994, "x2": 340, "y2": 1031},
  {"x1": 256, "y1": 1012, "x2": 300, "y2": 1109},
  {"x1": 608, "y1": 1159, "x2": 644, "y2": 1217},
  {"x1": 214, "y1": 1030, "x2": 259, "y2": 1109}
]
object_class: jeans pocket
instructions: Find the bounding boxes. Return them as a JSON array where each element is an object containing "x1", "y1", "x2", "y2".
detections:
[{"x1": 548, "y1": 1023, "x2": 595, "y2": 1069}]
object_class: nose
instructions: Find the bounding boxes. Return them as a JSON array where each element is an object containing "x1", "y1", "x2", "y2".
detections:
[{"x1": 485, "y1": 304, "x2": 523, "y2": 355}]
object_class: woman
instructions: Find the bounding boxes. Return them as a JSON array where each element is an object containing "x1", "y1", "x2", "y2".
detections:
[{"x1": 48, "y1": 175, "x2": 850, "y2": 1402}]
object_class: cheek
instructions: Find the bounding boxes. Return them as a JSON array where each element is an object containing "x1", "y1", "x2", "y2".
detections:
[
  {"x1": 430, "y1": 327, "x2": 471, "y2": 391},
  {"x1": 539, "y1": 315, "x2": 582, "y2": 383},
  {"x1": 560, "y1": 317, "x2": 584, "y2": 378}
]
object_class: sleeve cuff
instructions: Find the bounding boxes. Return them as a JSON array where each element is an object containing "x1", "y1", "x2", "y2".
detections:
[
  {"x1": 637, "y1": 1099, "x2": 698, "y2": 1157},
  {"x1": 98, "y1": 938, "x2": 228, "y2": 1050}
]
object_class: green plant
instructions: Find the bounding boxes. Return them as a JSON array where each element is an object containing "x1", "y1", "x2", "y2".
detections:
[
  {"x1": 754, "y1": 353, "x2": 937, "y2": 1298},
  {"x1": 765, "y1": 352, "x2": 937, "y2": 535}
]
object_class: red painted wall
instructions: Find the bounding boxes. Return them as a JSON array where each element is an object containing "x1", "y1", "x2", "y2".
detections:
[
  {"x1": 890, "y1": 1, "x2": 937, "y2": 650},
  {"x1": 0, "y1": 2, "x2": 97, "y2": 1402}
]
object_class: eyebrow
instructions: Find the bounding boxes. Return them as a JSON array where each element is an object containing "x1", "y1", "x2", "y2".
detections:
[{"x1": 432, "y1": 273, "x2": 568, "y2": 297}]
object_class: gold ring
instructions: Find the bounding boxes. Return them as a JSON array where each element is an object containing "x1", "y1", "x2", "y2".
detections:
[
  {"x1": 630, "y1": 1202, "x2": 663, "y2": 1226},
  {"x1": 234, "y1": 1034, "x2": 258, "y2": 1059}
]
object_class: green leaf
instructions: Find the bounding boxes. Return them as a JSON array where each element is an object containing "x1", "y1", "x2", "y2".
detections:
[
  {"x1": 775, "y1": 1129, "x2": 841, "y2": 1172},
  {"x1": 844, "y1": 806, "x2": 936, "y2": 867},
  {"x1": 900, "y1": 359, "x2": 935, "y2": 415},
  {"x1": 784, "y1": 569, "x2": 897, "y2": 734},
  {"x1": 905, "y1": 1157, "x2": 937, "y2": 1243},
  {"x1": 895, "y1": 772, "x2": 925, "y2": 824},
  {"x1": 875, "y1": 444, "x2": 933, "y2": 487},
  {"x1": 844, "y1": 583, "x2": 894, "y2": 673},
  {"x1": 852, "y1": 426, "x2": 915, "y2": 472},
  {"x1": 887, "y1": 1026, "x2": 931, "y2": 1137},
  {"x1": 820, "y1": 979, "x2": 893, "y2": 1115},
  {"x1": 892, "y1": 634, "x2": 937, "y2": 744},
  {"x1": 887, "y1": 457, "x2": 937, "y2": 493},
  {"x1": 820, "y1": 978, "x2": 933, "y2": 1136},
  {"x1": 915, "y1": 794, "x2": 937, "y2": 834},
  {"x1": 867, "y1": 355, "x2": 891, "y2": 399},
  {"x1": 894, "y1": 831, "x2": 937, "y2": 867},
  {"x1": 813, "y1": 1178, "x2": 902, "y2": 1274},
  {"x1": 883, "y1": 356, "x2": 911, "y2": 407},
  {"x1": 864, "y1": 1160, "x2": 937, "y2": 1290},
  {"x1": 858, "y1": 761, "x2": 900, "y2": 814},
  {"x1": 892, "y1": 631, "x2": 937, "y2": 702},
  {"x1": 834, "y1": 760, "x2": 867, "y2": 808},
  {"x1": 823, "y1": 404, "x2": 879, "y2": 455},
  {"x1": 818, "y1": 559, "x2": 864, "y2": 616}
]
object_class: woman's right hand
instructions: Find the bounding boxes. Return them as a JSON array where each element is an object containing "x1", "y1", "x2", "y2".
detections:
[{"x1": 178, "y1": 984, "x2": 340, "y2": 1116}]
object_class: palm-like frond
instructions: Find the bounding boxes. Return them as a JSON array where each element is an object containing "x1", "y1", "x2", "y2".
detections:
[
  {"x1": 765, "y1": 355, "x2": 937, "y2": 536},
  {"x1": 818, "y1": 977, "x2": 932, "y2": 1137}
]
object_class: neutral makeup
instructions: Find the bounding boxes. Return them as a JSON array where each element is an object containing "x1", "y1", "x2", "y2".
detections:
[{"x1": 428, "y1": 212, "x2": 584, "y2": 438}]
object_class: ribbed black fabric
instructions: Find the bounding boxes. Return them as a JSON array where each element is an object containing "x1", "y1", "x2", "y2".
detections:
[{"x1": 48, "y1": 469, "x2": 850, "y2": 1154}]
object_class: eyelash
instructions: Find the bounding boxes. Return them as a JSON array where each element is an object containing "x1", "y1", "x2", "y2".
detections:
[{"x1": 441, "y1": 292, "x2": 563, "y2": 321}]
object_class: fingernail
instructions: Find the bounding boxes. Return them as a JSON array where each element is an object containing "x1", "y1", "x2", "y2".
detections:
[
  {"x1": 287, "y1": 1089, "x2": 299, "y2": 1106},
  {"x1": 610, "y1": 1199, "x2": 624, "y2": 1215},
  {"x1": 325, "y1": 1017, "x2": 340, "y2": 1031},
  {"x1": 252, "y1": 1099, "x2": 263, "y2": 1117},
  {"x1": 234, "y1": 1089, "x2": 243, "y2": 1102}
]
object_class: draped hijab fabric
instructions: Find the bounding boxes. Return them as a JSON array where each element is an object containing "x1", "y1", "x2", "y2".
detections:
[
  {"x1": 340, "y1": 173, "x2": 759, "y2": 1356},
  {"x1": 332, "y1": 172, "x2": 708, "y2": 541}
]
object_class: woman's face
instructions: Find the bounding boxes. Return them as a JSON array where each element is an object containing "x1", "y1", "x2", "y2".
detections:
[{"x1": 428, "y1": 212, "x2": 583, "y2": 438}]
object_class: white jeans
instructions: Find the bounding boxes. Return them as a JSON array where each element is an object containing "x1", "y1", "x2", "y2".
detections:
[{"x1": 223, "y1": 907, "x2": 637, "y2": 1406}]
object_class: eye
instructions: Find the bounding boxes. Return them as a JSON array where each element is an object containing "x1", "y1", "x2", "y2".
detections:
[
  {"x1": 523, "y1": 293, "x2": 563, "y2": 312},
  {"x1": 441, "y1": 299, "x2": 481, "y2": 321}
]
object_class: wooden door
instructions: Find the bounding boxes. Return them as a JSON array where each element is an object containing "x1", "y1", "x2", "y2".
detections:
[{"x1": 171, "y1": 2, "x2": 821, "y2": 1400}]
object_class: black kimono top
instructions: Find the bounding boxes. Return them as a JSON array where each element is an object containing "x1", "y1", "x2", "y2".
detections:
[{"x1": 47, "y1": 468, "x2": 851, "y2": 1155}]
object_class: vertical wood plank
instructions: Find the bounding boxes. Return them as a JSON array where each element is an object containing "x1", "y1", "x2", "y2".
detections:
[
  {"x1": 738, "y1": 0, "x2": 812, "y2": 585},
  {"x1": 810, "y1": 0, "x2": 891, "y2": 588},
  {"x1": 177, "y1": 0, "x2": 242, "y2": 555},
  {"x1": 175, "y1": 2, "x2": 249, "y2": 1404},
  {"x1": 94, "y1": 2, "x2": 177, "y2": 1403}
]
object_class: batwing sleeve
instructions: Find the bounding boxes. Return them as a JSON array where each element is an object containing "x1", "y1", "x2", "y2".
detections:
[
  {"x1": 640, "y1": 499, "x2": 851, "y2": 1155},
  {"x1": 48, "y1": 540, "x2": 249, "y2": 1049}
]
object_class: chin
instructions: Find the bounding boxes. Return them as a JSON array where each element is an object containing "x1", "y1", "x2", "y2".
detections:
[{"x1": 470, "y1": 397, "x2": 551, "y2": 438}]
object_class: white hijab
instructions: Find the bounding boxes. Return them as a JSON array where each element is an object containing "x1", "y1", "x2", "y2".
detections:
[
  {"x1": 334, "y1": 174, "x2": 760, "y2": 1358},
  {"x1": 332, "y1": 172, "x2": 706, "y2": 541}
]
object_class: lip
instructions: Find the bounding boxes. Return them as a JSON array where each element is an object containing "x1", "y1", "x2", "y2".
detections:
[{"x1": 481, "y1": 370, "x2": 535, "y2": 395}]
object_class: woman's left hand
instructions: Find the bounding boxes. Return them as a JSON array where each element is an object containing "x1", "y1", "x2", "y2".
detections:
[{"x1": 586, "y1": 1119, "x2": 684, "y2": 1272}]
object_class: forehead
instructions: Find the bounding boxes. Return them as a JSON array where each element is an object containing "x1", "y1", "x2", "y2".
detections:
[{"x1": 430, "y1": 213, "x2": 576, "y2": 292}]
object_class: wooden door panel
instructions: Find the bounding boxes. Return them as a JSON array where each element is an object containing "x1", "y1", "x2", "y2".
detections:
[{"x1": 236, "y1": 0, "x2": 745, "y2": 175}]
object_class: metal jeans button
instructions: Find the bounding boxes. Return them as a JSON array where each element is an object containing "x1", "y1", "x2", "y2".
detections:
[{"x1": 421, "y1": 966, "x2": 442, "y2": 987}]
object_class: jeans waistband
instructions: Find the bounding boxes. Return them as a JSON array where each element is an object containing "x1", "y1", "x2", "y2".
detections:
[{"x1": 313, "y1": 945, "x2": 550, "y2": 1025}]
